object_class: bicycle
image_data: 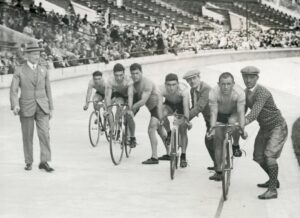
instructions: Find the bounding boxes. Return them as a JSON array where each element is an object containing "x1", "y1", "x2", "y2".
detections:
[
  {"x1": 169, "y1": 113, "x2": 190, "y2": 180},
  {"x1": 106, "y1": 103, "x2": 132, "y2": 165},
  {"x1": 87, "y1": 100, "x2": 109, "y2": 147},
  {"x1": 210, "y1": 123, "x2": 246, "y2": 201}
]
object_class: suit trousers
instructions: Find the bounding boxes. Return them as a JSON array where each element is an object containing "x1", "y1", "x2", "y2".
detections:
[{"x1": 20, "y1": 104, "x2": 51, "y2": 164}]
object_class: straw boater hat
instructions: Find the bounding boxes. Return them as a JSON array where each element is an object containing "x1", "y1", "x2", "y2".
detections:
[{"x1": 24, "y1": 42, "x2": 44, "y2": 53}]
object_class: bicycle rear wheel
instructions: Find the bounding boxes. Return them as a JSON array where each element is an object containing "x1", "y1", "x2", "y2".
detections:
[
  {"x1": 108, "y1": 107, "x2": 124, "y2": 165},
  {"x1": 222, "y1": 142, "x2": 231, "y2": 201},
  {"x1": 170, "y1": 130, "x2": 177, "y2": 180},
  {"x1": 88, "y1": 111, "x2": 100, "y2": 147}
]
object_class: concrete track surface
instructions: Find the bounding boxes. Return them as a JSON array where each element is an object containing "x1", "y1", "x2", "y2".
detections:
[{"x1": 0, "y1": 57, "x2": 300, "y2": 218}]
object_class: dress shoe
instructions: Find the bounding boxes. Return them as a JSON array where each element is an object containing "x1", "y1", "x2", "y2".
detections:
[
  {"x1": 207, "y1": 166, "x2": 215, "y2": 171},
  {"x1": 257, "y1": 180, "x2": 280, "y2": 188},
  {"x1": 258, "y1": 189, "x2": 278, "y2": 200},
  {"x1": 209, "y1": 172, "x2": 222, "y2": 181},
  {"x1": 142, "y1": 157, "x2": 159, "y2": 164},
  {"x1": 39, "y1": 162, "x2": 54, "y2": 172},
  {"x1": 158, "y1": 154, "x2": 170, "y2": 161},
  {"x1": 24, "y1": 163, "x2": 32, "y2": 171}
]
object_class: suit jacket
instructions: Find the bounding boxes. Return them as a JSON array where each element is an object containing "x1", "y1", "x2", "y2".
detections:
[
  {"x1": 190, "y1": 81, "x2": 211, "y2": 124},
  {"x1": 10, "y1": 62, "x2": 53, "y2": 117}
]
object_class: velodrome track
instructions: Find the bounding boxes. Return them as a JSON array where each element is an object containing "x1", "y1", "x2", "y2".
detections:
[{"x1": 0, "y1": 57, "x2": 300, "y2": 218}]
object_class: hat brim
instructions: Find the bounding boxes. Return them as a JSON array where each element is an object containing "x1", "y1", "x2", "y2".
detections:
[
  {"x1": 241, "y1": 72, "x2": 259, "y2": 75},
  {"x1": 24, "y1": 48, "x2": 44, "y2": 53},
  {"x1": 183, "y1": 75, "x2": 198, "y2": 80}
]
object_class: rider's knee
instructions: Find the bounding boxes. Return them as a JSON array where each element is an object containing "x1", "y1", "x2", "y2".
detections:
[
  {"x1": 265, "y1": 157, "x2": 277, "y2": 166},
  {"x1": 253, "y1": 156, "x2": 265, "y2": 165}
]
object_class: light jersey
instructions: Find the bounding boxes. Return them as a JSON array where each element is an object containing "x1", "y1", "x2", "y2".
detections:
[
  {"x1": 209, "y1": 84, "x2": 245, "y2": 114},
  {"x1": 106, "y1": 75, "x2": 133, "y2": 97},
  {"x1": 133, "y1": 76, "x2": 158, "y2": 110},
  {"x1": 88, "y1": 79, "x2": 106, "y2": 95},
  {"x1": 159, "y1": 82, "x2": 189, "y2": 104}
]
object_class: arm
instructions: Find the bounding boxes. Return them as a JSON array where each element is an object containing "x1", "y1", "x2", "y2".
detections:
[
  {"x1": 132, "y1": 83, "x2": 152, "y2": 112},
  {"x1": 45, "y1": 69, "x2": 54, "y2": 111},
  {"x1": 245, "y1": 92, "x2": 268, "y2": 125},
  {"x1": 237, "y1": 102, "x2": 245, "y2": 130},
  {"x1": 105, "y1": 86, "x2": 112, "y2": 109},
  {"x1": 158, "y1": 92, "x2": 164, "y2": 121},
  {"x1": 189, "y1": 86, "x2": 210, "y2": 120},
  {"x1": 183, "y1": 90, "x2": 190, "y2": 121},
  {"x1": 84, "y1": 82, "x2": 93, "y2": 110},
  {"x1": 9, "y1": 68, "x2": 20, "y2": 113},
  {"x1": 132, "y1": 90, "x2": 151, "y2": 112},
  {"x1": 127, "y1": 84, "x2": 134, "y2": 110},
  {"x1": 208, "y1": 90, "x2": 218, "y2": 130}
]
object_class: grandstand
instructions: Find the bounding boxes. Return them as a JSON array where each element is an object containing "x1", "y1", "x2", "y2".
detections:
[{"x1": 0, "y1": 0, "x2": 299, "y2": 74}]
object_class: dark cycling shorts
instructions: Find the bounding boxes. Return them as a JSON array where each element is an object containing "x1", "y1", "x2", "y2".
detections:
[
  {"x1": 149, "y1": 106, "x2": 159, "y2": 119},
  {"x1": 217, "y1": 112, "x2": 231, "y2": 124},
  {"x1": 164, "y1": 100, "x2": 184, "y2": 114},
  {"x1": 95, "y1": 91, "x2": 105, "y2": 99},
  {"x1": 133, "y1": 93, "x2": 159, "y2": 119},
  {"x1": 112, "y1": 92, "x2": 128, "y2": 101}
]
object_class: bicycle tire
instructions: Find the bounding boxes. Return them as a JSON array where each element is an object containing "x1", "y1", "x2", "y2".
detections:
[
  {"x1": 222, "y1": 142, "x2": 231, "y2": 201},
  {"x1": 170, "y1": 130, "x2": 177, "y2": 180},
  {"x1": 108, "y1": 107, "x2": 124, "y2": 165},
  {"x1": 88, "y1": 111, "x2": 100, "y2": 147},
  {"x1": 124, "y1": 119, "x2": 132, "y2": 158}
]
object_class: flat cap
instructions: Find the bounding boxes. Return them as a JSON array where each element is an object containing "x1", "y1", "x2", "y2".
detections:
[
  {"x1": 241, "y1": 66, "x2": 260, "y2": 75},
  {"x1": 183, "y1": 69, "x2": 200, "y2": 80}
]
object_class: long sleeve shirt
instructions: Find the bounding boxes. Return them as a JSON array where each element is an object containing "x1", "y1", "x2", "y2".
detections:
[{"x1": 245, "y1": 84, "x2": 285, "y2": 130}]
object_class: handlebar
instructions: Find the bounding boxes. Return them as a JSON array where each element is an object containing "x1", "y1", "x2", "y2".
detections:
[
  {"x1": 88, "y1": 100, "x2": 105, "y2": 106},
  {"x1": 208, "y1": 123, "x2": 247, "y2": 139},
  {"x1": 106, "y1": 103, "x2": 129, "y2": 109}
]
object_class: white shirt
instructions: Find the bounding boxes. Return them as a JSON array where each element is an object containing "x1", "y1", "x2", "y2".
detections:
[{"x1": 27, "y1": 61, "x2": 37, "y2": 70}]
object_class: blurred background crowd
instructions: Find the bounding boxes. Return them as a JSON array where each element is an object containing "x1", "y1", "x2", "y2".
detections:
[{"x1": 0, "y1": 0, "x2": 300, "y2": 75}]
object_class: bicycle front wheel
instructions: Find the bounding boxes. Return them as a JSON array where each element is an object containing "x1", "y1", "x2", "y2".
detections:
[
  {"x1": 88, "y1": 111, "x2": 100, "y2": 147},
  {"x1": 108, "y1": 109, "x2": 124, "y2": 165},
  {"x1": 222, "y1": 142, "x2": 231, "y2": 201},
  {"x1": 170, "y1": 130, "x2": 177, "y2": 180}
]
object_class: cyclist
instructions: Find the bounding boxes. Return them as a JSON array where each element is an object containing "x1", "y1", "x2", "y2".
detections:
[
  {"x1": 183, "y1": 69, "x2": 215, "y2": 171},
  {"x1": 83, "y1": 71, "x2": 106, "y2": 111},
  {"x1": 105, "y1": 63, "x2": 136, "y2": 148},
  {"x1": 241, "y1": 66, "x2": 287, "y2": 200},
  {"x1": 207, "y1": 72, "x2": 246, "y2": 181},
  {"x1": 130, "y1": 63, "x2": 165, "y2": 164},
  {"x1": 158, "y1": 73, "x2": 191, "y2": 168}
]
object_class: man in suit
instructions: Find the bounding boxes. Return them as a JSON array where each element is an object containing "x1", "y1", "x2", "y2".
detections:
[
  {"x1": 241, "y1": 66, "x2": 288, "y2": 199},
  {"x1": 10, "y1": 44, "x2": 54, "y2": 172},
  {"x1": 182, "y1": 70, "x2": 215, "y2": 172}
]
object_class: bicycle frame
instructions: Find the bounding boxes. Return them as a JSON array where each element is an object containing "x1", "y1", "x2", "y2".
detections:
[{"x1": 213, "y1": 123, "x2": 241, "y2": 200}]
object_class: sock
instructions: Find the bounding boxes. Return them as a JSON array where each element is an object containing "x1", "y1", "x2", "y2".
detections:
[{"x1": 181, "y1": 153, "x2": 186, "y2": 159}]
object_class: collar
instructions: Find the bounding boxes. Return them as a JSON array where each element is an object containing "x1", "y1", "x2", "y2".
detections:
[
  {"x1": 27, "y1": 61, "x2": 37, "y2": 70},
  {"x1": 194, "y1": 82, "x2": 202, "y2": 92},
  {"x1": 248, "y1": 84, "x2": 258, "y2": 92}
]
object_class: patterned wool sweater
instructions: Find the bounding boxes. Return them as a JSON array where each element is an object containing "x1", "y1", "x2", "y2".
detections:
[{"x1": 245, "y1": 84, "x2": 285, "y2": 130}]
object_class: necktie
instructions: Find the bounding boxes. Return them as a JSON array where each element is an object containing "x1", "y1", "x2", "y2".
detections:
[{"x1": 246, "y1": 89, "x2": 252, "y2": 104}]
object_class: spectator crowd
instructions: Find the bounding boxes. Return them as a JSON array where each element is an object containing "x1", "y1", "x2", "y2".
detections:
[{"x1": 0, "y1": 0, "x2": 300, "y2": 75}]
